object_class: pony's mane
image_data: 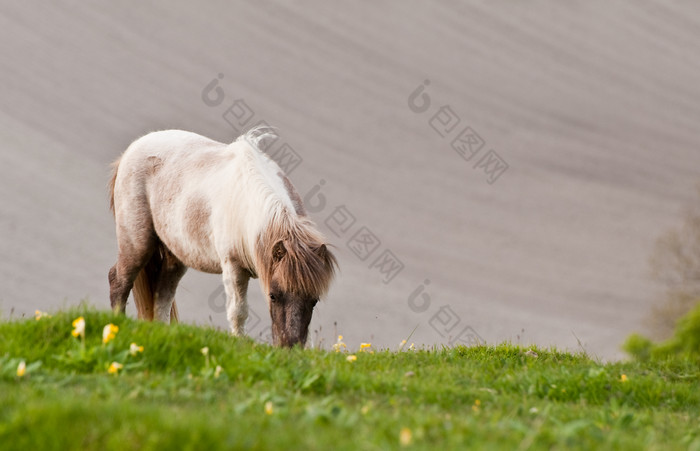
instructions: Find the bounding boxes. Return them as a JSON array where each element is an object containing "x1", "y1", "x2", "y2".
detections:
[
  {"x1": 234, "y1": 126, "x2": 294, "y2": 215},
  {"x1": 237, "y1": 125, "x2": 278, "y2": 151},
  {"x1": 256, "y1": 210, "x2": 337, "y2": 297},
  {"x1": 239, "y1": 127, "x2": 337, "y2": 297}
]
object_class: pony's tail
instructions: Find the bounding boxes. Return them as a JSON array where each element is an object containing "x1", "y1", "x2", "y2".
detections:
[
  {"x1": 108, "y1": 156, "x2": 121, "y2": 216},
  {"x1": 131, "y1": 241, "x2": 180, "y2": 323}
]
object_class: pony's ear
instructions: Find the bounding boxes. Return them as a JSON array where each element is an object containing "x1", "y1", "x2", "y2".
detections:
[
  {"x1": 315, "y1": 244, "x2": 330, "y2": 259},
  {"x1": 272, "y1": 240, "x2": 287, "y2": 262},
  {"x1": 315, "y1": 244, "x2": 338, "y2": 272}
]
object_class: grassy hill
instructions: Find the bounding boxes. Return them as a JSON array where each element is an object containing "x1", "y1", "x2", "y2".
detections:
[{"x1": 1, "y1": 308, "x2": 698, "y2": 450}]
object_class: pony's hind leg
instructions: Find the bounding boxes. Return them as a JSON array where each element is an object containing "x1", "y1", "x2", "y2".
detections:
[
  {"x1": 109, "y1": 214, "x2": 158, "y2": 315},
  {"x1": 107, "y1": 263, "x2": 129, "y2": 313},
  {"x1": 109, "y1": 264, "x2": 126, "y2": 313},
  {"x1": 222, "y1": 260, "x2": 250, "y2": 335},
  {"x1": 109, "y1": 248, "x2": 153, "y2": 314},
  {"x1": 153, "y1": 249, "x2": 187, "y2": 323}
]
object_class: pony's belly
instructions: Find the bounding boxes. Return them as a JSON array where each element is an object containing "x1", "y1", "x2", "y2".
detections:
[
  {"x1": 166, "y1": 239, "x2": 222, "y2": 274},
  {"x1": 180, "y1": 253, "x2": 222, "y2": 274}
]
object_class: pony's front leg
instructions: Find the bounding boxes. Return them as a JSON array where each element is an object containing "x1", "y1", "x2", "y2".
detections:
[{"x1": 222, "y1": 262, "x2": 250, "y2": 336}]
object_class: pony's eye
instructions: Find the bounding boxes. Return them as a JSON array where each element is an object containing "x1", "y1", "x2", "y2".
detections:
[{"x1": 269, "y1": 293, "x2": 276, "y2": 301}]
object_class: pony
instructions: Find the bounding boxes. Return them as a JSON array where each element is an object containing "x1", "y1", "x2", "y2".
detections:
[{"x1": 108, "y1": 128, "x2": 337, "y2": 347}]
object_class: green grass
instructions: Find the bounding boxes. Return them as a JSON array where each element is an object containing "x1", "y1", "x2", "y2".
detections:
[
  {"x1": 1, "y1": 308, "x2": 699, "y2": 450},
  {"x1": 624, "y1": 301, "x2": 700, "y2": 362}
]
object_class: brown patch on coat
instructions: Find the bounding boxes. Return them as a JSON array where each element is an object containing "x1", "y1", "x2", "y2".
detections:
[
  {"x1": 193, "y1": 152, "x2": 230, "y2": 171},
  {"x1": 185, "y1": 196, "x2": 212, "y2": 251},
  {"x1": 160, "y1": 196, "x2": 220, "y2": 274},
  {"x1": 147, "y1": 156, "x2": 162, "y2": 175},
  {"x1": 278, "y1": 172, "x2": 306, "y2": 216}
]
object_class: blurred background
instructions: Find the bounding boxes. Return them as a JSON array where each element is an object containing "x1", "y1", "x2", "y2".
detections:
[{"x1": 1, "y1": 2, "x2": 699, "y2": 360}]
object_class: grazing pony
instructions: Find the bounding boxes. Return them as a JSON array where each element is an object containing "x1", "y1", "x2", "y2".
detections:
[{"x1": 108, "y1": 128, "x2": 337, "y2": 347}]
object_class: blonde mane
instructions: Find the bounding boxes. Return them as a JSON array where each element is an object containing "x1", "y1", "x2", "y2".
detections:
[{"x1": 237, "y1": 127, "x2": 337, "y2": 297}]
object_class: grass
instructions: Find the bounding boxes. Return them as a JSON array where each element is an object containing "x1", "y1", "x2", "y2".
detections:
[
  {"x1": 624, "y1": 301, "x2": 700, "y2": 362},
  {"x1": 1, "y1": 308, "x2": 699, "y2": 450}
]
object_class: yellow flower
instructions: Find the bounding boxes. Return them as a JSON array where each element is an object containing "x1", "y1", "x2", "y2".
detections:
[
  {"x1": 108, "y1": 362, "x2": 123, "y2": 374},
  {"x1": 360, "y1": 342, "x2": 372, "y2": 350},
  {"x1": 399, "y1": 427, "x2": 413, "y2": 446},
  {"x1": 16, "y1": 361, "x2": 26, "y2": 377},
  {"x1": 472, "y1": 399, "x2": 481, "y2": 412},
  {"x1": 346, "y1": 355, "x2": 357, "y2": 362},
  {"x1": 408, "y1": 343, "x2": 415, "y2": 351},
  {"x1": 35, "y1": 310, "x2": 49, "y2": 321},
  {"x1": 71, "y1": 317, "x2": 85, "y2": 338},
  {"x1": 214, "y1": 365, "x2": 223, "y2": 379},
  {"x1": 102, "y1": 323, "x2": 119, "y2": 344},
  {"x1": 201, "y1": 347, "x2": 209, "y2": 356},
  {"x1": 620, "y1": 374, "x2": 628, "y2": 382},
  {"x1": 129, "y1": 343, "x2": 144, "y2": 356},
  {"x1": 332, "y1": 335, "x2": 347, "y2": 353},
  {"x1": 264, "y1": 401, "x2": 274, "y2": 415}
]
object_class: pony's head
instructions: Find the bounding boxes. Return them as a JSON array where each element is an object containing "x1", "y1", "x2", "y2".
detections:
[{"x1": 257, "y1": 215, "x2": 337, "y2": 347}]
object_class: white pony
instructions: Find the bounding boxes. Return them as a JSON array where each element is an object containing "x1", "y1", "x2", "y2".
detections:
[{"x1": 108, "y1": 128, "x2": 337, "y2": 347}]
